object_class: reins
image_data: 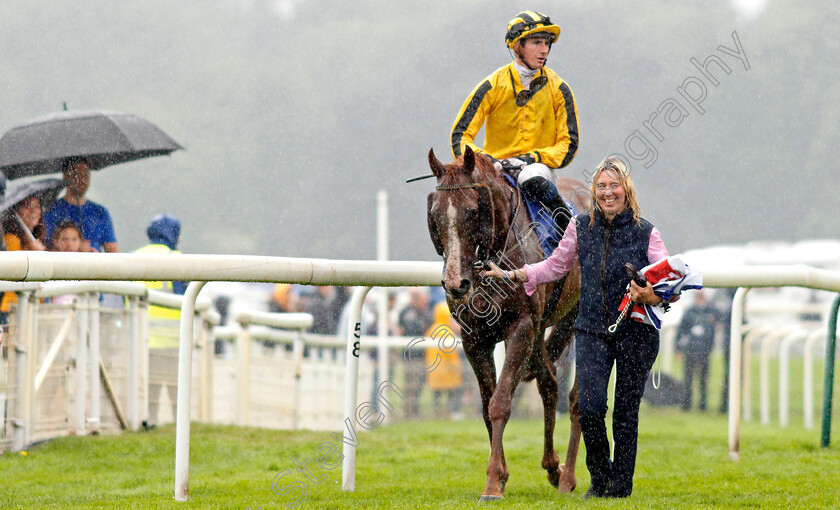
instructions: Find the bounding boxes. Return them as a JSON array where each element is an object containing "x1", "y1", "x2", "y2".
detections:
[
  {"x1": 434, "y1": 183, "x2": 486, "y2": 191},
  {"x1": 434, "y1": 179, "x2": 529, "y2": 272}
]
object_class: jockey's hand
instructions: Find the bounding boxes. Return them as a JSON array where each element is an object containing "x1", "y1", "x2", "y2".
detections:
[
  {"x1": 500, "y1": 158, "x2": 526, "y2": 173},
  {"x1": 490, "y1": 157, "x2": 526, "y2": 173}
]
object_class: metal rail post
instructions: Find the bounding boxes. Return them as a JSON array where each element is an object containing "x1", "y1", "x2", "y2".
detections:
[
  {"x1": 342, "y1": 286, "x2": 372, "y2": 491},
  {"x1": 174, "y1": 281, "x2": 207, "y2": 502},
  {"x1": 728, "y1": 287, "x2": 750, "y2": 461},
  {"x1": 128, "y1": 296, "x2": 140, "y2": 430},
  {"x1": 88, "y1": 294, "x2": 101, "y2": 433},
  {"x1": 821, "y1": 294, "x2": 839, "y2": 447},
  {"x1": 74, "y1": 294, "x2": 89, "y2": 435}
]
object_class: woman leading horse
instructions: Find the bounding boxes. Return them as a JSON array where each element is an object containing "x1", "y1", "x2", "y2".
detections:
[{"x1": 484, "y1": 156, "x2": 675, "y2": 499}]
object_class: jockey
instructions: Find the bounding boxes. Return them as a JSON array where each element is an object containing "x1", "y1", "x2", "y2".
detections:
[{"x1": 450, "y1": 10, "x2": 579, "y2": 236}]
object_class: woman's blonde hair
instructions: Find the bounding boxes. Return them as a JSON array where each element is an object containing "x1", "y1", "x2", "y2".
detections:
[{"x1": 589, "y1": 156, "x2": 641, "y2": 224}]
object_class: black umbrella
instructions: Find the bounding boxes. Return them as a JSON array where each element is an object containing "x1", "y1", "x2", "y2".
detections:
[{"x1": 0, "y1": 110, "x2": 183, "y2": 180}]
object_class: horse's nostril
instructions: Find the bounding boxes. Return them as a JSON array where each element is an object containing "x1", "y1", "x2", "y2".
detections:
[{"x1": 445, "y1": 278, "x2": 472, "y2": 298}]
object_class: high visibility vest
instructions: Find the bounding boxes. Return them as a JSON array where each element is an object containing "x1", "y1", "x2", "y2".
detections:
[{"x1": 135, "y1": 243, "x2": 182, "y2": 348}]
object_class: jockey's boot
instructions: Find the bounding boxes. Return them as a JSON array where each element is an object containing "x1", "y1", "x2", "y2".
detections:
[{"x1": 520, "y1": 176, "x2": 572, "y2": 237}]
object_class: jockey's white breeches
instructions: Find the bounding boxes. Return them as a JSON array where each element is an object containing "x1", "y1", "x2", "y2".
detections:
[{"x1": 517, "y1": 162, "x2": 556, "y2": 185}]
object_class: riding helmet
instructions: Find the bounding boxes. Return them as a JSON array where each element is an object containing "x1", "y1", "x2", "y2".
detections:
[{"x1": 505, "y1": 11, "x2": 560, "y2": 49}]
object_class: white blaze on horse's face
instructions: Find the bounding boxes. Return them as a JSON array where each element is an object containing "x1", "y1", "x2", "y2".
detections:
[
  {"x1": 440, "y1": 193, "x2": 479, "y2": 300},
  {"x1": 443, "y1": 198, "x2": 464, "y2": 286}
]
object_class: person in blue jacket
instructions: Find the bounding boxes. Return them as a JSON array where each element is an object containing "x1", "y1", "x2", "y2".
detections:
[{"x1": 44, "y1": 157, "x2": 118, "y2": 252}]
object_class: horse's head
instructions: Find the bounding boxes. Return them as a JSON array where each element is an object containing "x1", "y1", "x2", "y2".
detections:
[{"x1": 427, "y1": 146, "x2": 498, "y2": 300}]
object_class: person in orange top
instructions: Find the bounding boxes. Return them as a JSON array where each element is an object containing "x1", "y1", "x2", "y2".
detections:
[
  {"x1": 0, "y1": 195, "x2": 48, "y2": 322},
  {"x1": 425, "y1": 302, "x2": 464, "y2": 419}
]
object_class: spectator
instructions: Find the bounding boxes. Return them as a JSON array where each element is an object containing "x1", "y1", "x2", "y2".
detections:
[
  {"x1": 425, "y1": 302, "x2": 464, "y2": 419},
  {"x1": 135, "y1": 214, "x2": 185, "y2": 425},
  {"x1": 1, "y1": 194, "x2": 48, "y2": 322},
  {"x1": 397, "y1": 287, "x2": 433, "y2": 418},
  {"x1": 135, "y1": 214, "x2": 186, "y2": 296},
  {"x1": 677, "y1": 290, "x2": 718, "y2": 411},
  {"x1": 305, "y1": 286, "x2": 339, "y2": 335},
  {"x1": 213, "y1": 295, "x2": 231, "y2": 355},
  {"x1": 51, "y1": 220, "x2": 84, "y2": 253},
  {"x1": 49, "y1": 220, "x2": 85, "y2": 305},
  {"x1": 2, "y1": 195, "x2": 47, "y2": 251},
  {"x1": 43, "y1": 157, "x2": 118, "y2": 252},
  {"x1": 270, "y1": 283, "x2": 299, "y2": 313}
]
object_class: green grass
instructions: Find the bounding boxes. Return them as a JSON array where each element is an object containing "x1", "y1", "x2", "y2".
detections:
[
  {"x1": 2, "y1": 351, "x2": 837, "y2": 509},
  {"x1": 1, "y1": 408, "x2": 839, "y2": 509}
]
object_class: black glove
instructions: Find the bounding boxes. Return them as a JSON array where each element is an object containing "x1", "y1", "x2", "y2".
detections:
[{"x1": 513, "y1": 153, "x2": 537, "y2": 166}]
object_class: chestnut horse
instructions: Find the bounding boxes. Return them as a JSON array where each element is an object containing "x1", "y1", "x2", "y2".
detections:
[{"x1": 426, "y1": 146, "x2": 590, "y2": 501}]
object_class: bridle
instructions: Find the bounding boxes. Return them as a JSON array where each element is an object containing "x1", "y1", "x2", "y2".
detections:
[{"x1": 434, "y1": 181, "x2": 529, "y2": 273}]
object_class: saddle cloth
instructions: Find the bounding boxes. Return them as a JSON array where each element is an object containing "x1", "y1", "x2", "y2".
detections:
[{"x1": 502, "y1": 173, "x2": 576, "y2": 257}]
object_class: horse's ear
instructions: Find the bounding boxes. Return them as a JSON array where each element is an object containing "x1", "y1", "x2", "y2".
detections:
[
  {"x1": 427, "y1": 192, "x2": 444, "y2": 256},
  {"x1": 428, "y1": 148, "x2": 446, "y2": 178},
  {"x1": 464, "y1": 146, "x2": 475, "y2": 173}
]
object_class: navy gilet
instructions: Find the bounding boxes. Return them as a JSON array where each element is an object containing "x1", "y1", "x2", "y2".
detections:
[{"x1": 574, "y1": 207, "x2": 654, "y2": 335}]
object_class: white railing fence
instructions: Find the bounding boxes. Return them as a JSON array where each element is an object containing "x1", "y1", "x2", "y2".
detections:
[
  {"x1": 0, "y1": 280, "x2": 218, "y2": 453},
  {"x1": 1, "y1": 253, "x2": 839, "y2": 501}
]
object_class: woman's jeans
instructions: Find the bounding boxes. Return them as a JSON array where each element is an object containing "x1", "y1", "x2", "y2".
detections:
[{"x1": 576, "y1": 324, "x2": 659, "y2": 497}]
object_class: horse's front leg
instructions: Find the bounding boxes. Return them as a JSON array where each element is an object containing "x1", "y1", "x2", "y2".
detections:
[
  {"x1": 557, "y1": 374, "x2": 581, "y2": 494},
  {"x1": 480, "y1": 317, "x2": 534, "y2": 501}
]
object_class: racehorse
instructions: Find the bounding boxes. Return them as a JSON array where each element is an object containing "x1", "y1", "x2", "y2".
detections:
[{"x1": 426, "y1": 146, "x2": 591, "y2": 501}]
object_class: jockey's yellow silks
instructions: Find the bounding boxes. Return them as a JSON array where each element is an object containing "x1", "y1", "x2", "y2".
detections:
[{"x1": 450, "y1": 62, "x2": 579, "y2": 169}]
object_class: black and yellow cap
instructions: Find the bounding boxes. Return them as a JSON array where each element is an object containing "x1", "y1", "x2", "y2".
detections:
[{"x1": 504, "y1": 11, "x2": 560, "y2": 49}]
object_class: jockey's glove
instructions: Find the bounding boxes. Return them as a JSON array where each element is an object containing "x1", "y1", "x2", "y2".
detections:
[
  {"x1": 496, "y1": 158, "x2": 526, "y2": 173},
  {"x1": 513, "y1": 153, "x2": 537, "y2": 165}
]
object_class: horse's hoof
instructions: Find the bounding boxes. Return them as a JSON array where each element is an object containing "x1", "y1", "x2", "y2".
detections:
[
  {"x1": 479, "y1": 495, "x2": 504, "y2": 503},
  {"x1": 547, "y1": 467, "x2": 560, "y2": 488},
  {"x1": 556, "y1": 463, "x2": 576, "y2": 493},
  {"x1": 556, "y1": 479, "x2": 576, "y2": 494}
]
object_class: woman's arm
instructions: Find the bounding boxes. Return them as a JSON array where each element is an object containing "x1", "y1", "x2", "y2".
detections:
[
  {"x1": 647, "y1": 227, "x2": 668, "y2": 263},
  {"x1": 482, "y1": 219, "x2": 579, "y2": 296},
  {"x1": 638, "y1": 226, "x2": 678, "y2": 304}
]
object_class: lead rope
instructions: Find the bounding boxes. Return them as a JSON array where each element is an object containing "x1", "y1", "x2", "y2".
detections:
[
  {"x1": 608, "y1": 298, "x2": 663, "y2": 389},
  {"x1": 652, "y1": 338, "x2": 662, "y2": 389},
  {"x1": 607, "y1": 299, "x2": 632, "y2": 333}
]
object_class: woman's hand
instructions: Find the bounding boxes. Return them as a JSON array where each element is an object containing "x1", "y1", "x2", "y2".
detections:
[
  {"x1": 629, "y1": 280, "x2": 661, "y2": 305},
  {"x1": 481, "y1": 261, "x2": 527, "y2": 282}
]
